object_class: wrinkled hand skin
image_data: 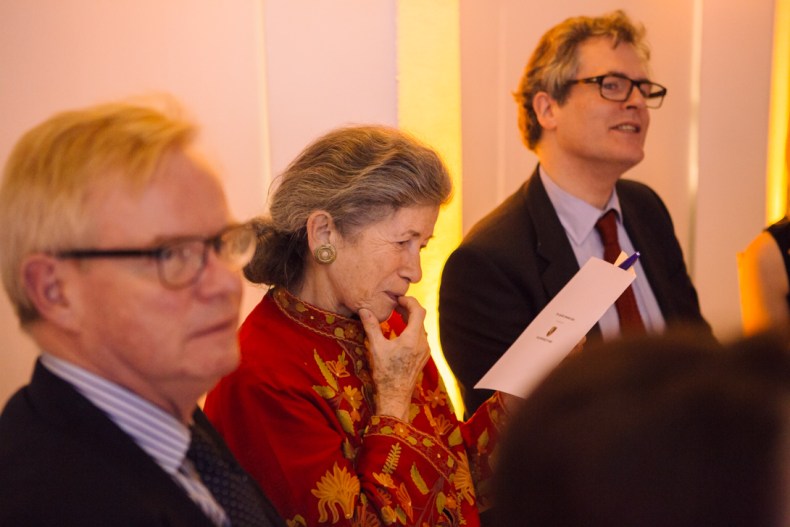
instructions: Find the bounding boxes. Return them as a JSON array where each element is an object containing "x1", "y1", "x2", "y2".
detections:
[{"x1": 359, "y1": 296, "x2": 431, "y2": 421}]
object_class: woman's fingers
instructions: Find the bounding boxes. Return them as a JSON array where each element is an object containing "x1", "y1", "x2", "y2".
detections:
[
  {"x1": 360, "y1": 298, "x2": 430, "y2": 421},
  {"x1": 395, "y1": 296, "x2": 427, "y2": 339},
  {"x1": 358, "y1": 307, "x2": 383, "y2": 343}
]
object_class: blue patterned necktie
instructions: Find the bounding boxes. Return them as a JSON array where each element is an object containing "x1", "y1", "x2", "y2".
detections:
[{"x1": 187, "y1": 423, "x2": 282, "y2": 527}]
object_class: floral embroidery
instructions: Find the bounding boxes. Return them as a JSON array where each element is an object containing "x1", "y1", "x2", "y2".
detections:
[
  {"x1": 424, "y1": 386, "x2": 447, "y2": 409},
  {"x1": 395, "y1": 483, "x2": 414, "y2": 522},
  {"x1": 312, "y1": 463, "x2": 361, "y2": 523},
  {"x1": 343, "y1": 386, "x2": 364, "y2": 421},
  {"x1": 315, "y1": 351, "x2": 339, "y2": 391},
  {"x1": 452, "y1": 455, "x2": 475, "y2": 506},
  {"x1": 327, "y1": 354, "x2": 351, "y2": 378},
  {"x1": 392, "y1": 422, "x2": 410, "y2": 439},
  {"x1": 373, "y1": 472, "x2": 396, "y2": 489},
  {"x1": 261, "y1": 287, "x2": 504, "y2": 526},
  {"x1": 351, "y1": 502, "x2": 381, "y2": 527},
  {"x1": 431, "y1": 414, "x2": 454, "y2": 437}
]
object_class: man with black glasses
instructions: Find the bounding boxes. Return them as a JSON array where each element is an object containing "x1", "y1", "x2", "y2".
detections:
[
  {"x1": 439, "y1": 10, "x2": 712, "y2": 415},
  {"x1": 0, "y1": 101, "x2": 284, "y2": 526}
]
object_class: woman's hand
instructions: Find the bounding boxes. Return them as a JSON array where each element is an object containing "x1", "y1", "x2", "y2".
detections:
[
  {"x1": 359, "y1": 296, "x2": 431, "y2": 421},
  {"x1": 570, "y1": 336, "x2": 587, "y2": 355}
]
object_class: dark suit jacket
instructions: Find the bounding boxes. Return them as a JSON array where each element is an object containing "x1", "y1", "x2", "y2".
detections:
[
  {"x1": 439, "y1": 167, "x2": 712, "y2": 414},
  {"x1": 0, "y1": 360, "x2": 284, "y2": 526}
]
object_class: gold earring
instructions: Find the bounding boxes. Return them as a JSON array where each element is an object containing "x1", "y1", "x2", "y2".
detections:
[{"x1": 314, "y1": 243, "x2": 337, "y2": 264}]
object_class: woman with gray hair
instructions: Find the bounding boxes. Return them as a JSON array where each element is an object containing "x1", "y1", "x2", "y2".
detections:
[{"x1": 204, "y1": 125, "x2": 507, "y2": 527}]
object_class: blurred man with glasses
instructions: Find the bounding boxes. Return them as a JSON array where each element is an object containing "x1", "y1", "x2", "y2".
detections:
[
  {"x1": 0, "y1": 100, "x2": 284, "y2": 526},
  {"x1": 440, "y1": 10, "x2": 712, "y2": 415}
]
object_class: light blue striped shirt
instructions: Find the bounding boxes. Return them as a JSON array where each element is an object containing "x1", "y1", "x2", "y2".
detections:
[
  {"x1": 539, "y1": 167, "x2": 666, "y2": 339},
  {"x1": 40, "y1": 353, "x2": 228, "y2": 526}
]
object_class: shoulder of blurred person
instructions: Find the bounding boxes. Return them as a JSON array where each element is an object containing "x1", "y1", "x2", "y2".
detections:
[
  {"x1": 739, "y1": 218, "x2": 790, "y2": 334},
  {"x1": 493, "y1": 329, "x2": 790, "y2": 527}
]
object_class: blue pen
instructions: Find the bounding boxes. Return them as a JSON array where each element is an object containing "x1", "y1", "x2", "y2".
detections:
[{"x1": 619, "y1": 251, "x2": 640, "y2": 270}]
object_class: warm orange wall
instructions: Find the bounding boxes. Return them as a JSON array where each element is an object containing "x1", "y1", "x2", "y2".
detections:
[{"x1": 766, "y1": 0, "x2": 790, "y2": 221}]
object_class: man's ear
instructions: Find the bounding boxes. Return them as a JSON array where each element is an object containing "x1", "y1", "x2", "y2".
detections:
[
  {"x1": 21, "y1": 254, "x2": 75, "y2": 327},
  {"x1": 305, "y1": 210, "x2": 336, "y2": 252},
  {"x1": 532, "y1": 91, "x2": 559, "y2": 130}
]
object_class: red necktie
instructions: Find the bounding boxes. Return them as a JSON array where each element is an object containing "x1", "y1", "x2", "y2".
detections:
[{"x1": 595, "y1": 210, "x2": 646, "y2": 334}]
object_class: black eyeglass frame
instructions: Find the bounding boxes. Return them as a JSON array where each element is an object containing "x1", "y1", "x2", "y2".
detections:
[
  {"x1": 565, "y1": 73, "x2": 668, "y2": 108},
  {"x1": 54, "y1": 222, "x2": 256, "y2": 289}
]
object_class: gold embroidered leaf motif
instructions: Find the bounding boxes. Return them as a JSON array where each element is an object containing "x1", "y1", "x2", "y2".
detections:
[
  {"x1": 410, "y1": 463, "x2": 429, "y2": 495},
  {"x1": 334, "y1": 327, "x2": 345, "y2": 339},
  {"x1": 453, "y1": 455, "x2": 475, "y2": 505},
  {"x1": 396, "y1": 483, "x2": 414, "y2": 522},
  {"x1": 313, "y1": 385, "x2": 336, "y2": 399},
  {"x1": 373, "y1": 472, "x2": 396, "y2": 488},
  {"x1": 326, "y1": 314, "x2": 335, "y2": 324},
  {"x1": 477, "y1": 428, "x2": 490, "y2": 452},
  {"x1": 380, "y1": 505, "x2": 397, "y2": 525},
  {"x1": 341, "y1": 439, "x2": 355, "y2": 460},
  {"x1": 311, "y1": 463, "x2": 360, "y2": 523},
  {"x1": 394, "y1": 506, "x2": 408, "y2": 525},
  {"x1": 447, "y1": 426, "x2": 462, "y2": 447},
  {"x1": 314, "y1": 350, "x2": 338, "y2": 391},
  {"x1": 421, "y1": 438, "x2": 435, "y2": 448},
  {"x1": 408, "y1": 404, "x2": 419, "y2": 422},
  {"x1": 382, "y1": 443, "x2": 402, "y2": 474},
  {"x1": 336, "y1": 409, "x2": 355, "y2": 434},
  {"x1": 436, "y1": 491, "x2": 447, "y2": 515},
  {"x1": 285, "y1": 514, "x2": 307, "y2": 527}
]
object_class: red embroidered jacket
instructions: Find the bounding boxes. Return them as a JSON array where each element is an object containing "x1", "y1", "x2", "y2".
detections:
[{"x1": 204, "y1": 288, "x2": 506, "y2": 526}]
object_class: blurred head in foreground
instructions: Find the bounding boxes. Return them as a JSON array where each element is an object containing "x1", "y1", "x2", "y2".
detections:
[{"x1": 494, "y1": 330, "x2": 790, "y2": 527}]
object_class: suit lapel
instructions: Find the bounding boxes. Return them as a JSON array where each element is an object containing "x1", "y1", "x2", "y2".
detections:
[
  {"x1": 617, "y1": 182, "x2": 671, "y2": 315},
  {"x1": 27, "y1": 361, "x2": 215, "y2": 526},
  {"x1": 524, "y1": 169, "x2": 580, "y2": 299}
]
